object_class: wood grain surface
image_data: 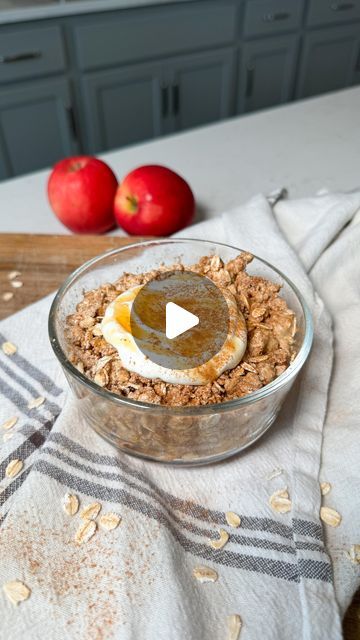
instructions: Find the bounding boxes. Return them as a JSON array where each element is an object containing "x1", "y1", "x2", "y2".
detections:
[
  {"x1": 0, "y1": 232, "x2": 359, "y2": 637},
  {"x1": 0, "y1": 233, "x2": 146, "y2": 320}
]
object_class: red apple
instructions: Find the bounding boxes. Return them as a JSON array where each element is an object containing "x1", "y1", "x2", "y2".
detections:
[
  {"x1": 114, "y1": 165, "x2": 195, "y2": 236},
  {"x1": 48, "y1": 156, "x2": 118, "y2": 234}
]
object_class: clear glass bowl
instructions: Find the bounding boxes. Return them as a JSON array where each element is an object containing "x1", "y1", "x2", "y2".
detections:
[{"x1": 48, "y1": 239, "x2": 313, "y2": 465}]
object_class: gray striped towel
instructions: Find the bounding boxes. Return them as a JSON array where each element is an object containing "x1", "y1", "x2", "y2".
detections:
[{"x1": 1, "y1": 190, "x2": 360, "y2": 640}]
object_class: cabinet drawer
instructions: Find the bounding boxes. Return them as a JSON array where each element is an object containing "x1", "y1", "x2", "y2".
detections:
[
  {"x1": 243, "y1": 0, "x2": 304, "y2": 37},
  {"x1": 73, "y1": 2, "x2": 237, "y2": 71},
  {"x1": 0, "y1": 26, "x2": 66, "y2": 84},
  {"x1": 306, "y1": 0, "x2": 360, "y2": 27}
]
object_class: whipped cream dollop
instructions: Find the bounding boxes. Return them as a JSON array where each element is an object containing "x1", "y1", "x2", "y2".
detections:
[{"x1": 101, "y1": 285, "x2": 247, "y2": 385}]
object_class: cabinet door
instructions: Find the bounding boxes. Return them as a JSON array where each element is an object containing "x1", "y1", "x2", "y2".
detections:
[
  {"x1": 81, "y1": 62, "x2": 164, "y2": 153},
  {"x1": 238, "y1": 35, "x2": 298, "y2": 113},
  {"x1": 0, "y1": 78, "x2": 75, "y2": 178},
  {"x1": 168, "y1": 49, "x2": 235, "y2": 132},
  {"x1": 296, "y1": 25, "x2": 360, "y2": 98}
]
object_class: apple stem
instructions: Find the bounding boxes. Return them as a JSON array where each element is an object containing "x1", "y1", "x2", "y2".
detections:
[{"x1": 125, "y1": 195, "x2": 138, "y2": 213}]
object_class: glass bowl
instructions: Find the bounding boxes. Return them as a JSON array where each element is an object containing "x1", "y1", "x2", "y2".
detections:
[{"x1": 48, "y1": 239, "x2": 313, "y2": 465}]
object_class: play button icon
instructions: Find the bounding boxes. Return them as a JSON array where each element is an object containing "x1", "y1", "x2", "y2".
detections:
[
  {"x1": 165, "y1": 302, "x2": 199, "y2": 340},
  {"x1": 130, "y1": 269, "x2": 230, "y2": 371}
]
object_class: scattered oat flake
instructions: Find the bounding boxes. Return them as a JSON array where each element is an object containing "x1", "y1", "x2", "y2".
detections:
[
  {"x1": 81, "y1": 502, "x2": 102, "y2": 520},
  {"x1": 27, "y1": 396, "x2": 45, "y2": 409},
  {"x1": 320, "y1": 482, "x2": 331, "y2": 496},
  {"x1": 1, "y1": 341, "x2": 17, "y2": 356},
  {"x1": 11, "y1": 280, "x2": 23, "y2": 289},
  {"x1": 193, "y1": 566, "x2": 218, "y2": 583},
  {"x1": 209, "y1": 529, "x2": 229, "y2": 550},
  {"x1": 320, "y1": 506, "x2": 342, "y2": 528},
  {"x1": 8, "y1": 270, "x2": 21, "y2": 281},
  {"x1": 99, "y1": 512, "x2": 121, "y2": 531},
  {"x1": 227, "y1": 614, "x2": 242, "y2": 640},
  {"x1": 3, "y1": 580, "x2": 30, "y2": 605},
  {"x1": 225, "y1": 511, "x2": 241, "y2": 528},
  {"x1": 3, "y1": 432, "x2": 14, "y2": 443},
  {"x1": 269, "y1": 488, "x2": 292, "y2": 514},
  {"x1": 266, "y1": 467, "x2": 284, "y2": 480},
  {"x1": 2, "y1": 292, "x2": 14, "y2": 302},
  {"x1": 347, "y1": 544, "x2": 360, "y2": 565},
  {"x1": 1, "y1": 416, "x2": 18, "y2": 431},
  {"x1": 75, "y1": 519, "x2": 97, "y2": 545},
  {"x1": 63, "y1": 493, "x2": 79, "y2": 516},
  {"x1": 5, "y1": 459, "x2": 23, "y2": 478}
]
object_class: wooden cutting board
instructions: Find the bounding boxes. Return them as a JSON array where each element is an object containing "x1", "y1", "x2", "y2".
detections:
[
  {"x1": 0, "y1": 233, "x2": 148, "y2": 320},
  {"x1": 0, "y1": 232, "x2": 359, "y2": 638}
]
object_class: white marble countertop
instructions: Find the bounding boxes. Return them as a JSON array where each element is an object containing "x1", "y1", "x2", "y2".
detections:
[
  {"x1": 0, "y1": 0, "x2": 194, "y2": 25},
  {"x1": 0, "y1": 86, "x2": 359, "y2": 235}
]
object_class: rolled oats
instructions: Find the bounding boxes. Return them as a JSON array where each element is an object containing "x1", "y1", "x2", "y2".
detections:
[
  {"x1": 3, "y1": 580, "x2": 31, "y2": 605},
  {"x1": 347, "y1": 544, "x2": 360, "y2": 565},
  {"x1": 80, "y1": 502, "x2": 102, "y2": 520},
  {"x1": 209, "y1": 529, "x2": 229, "y2": 550},
  {"x1": 75, "y1": 520, "x2": 97, "y2": 544},
  {"x1": 320, "y1": 482, "x2": 331, "y2": 496},
  {"x1": 225, "y1": 511, "x2": 241, "y2": 528},
  {"x1": 269, "y1": 488, "x2": 292, "y2": 514},
  {"x1": 94, "y1": 370, "x2": 109, "y2": 387},
  {"x1": 63, "y1": 493, "x2": 79, "y2": 516},
  {"x1": 5, "y1": 459, "x2": 23, "y2": 478},
  {"x1": 99, "y1": 513, "x2": 122, "y2": 530},
  {"x1": 193, "y1": 566, "x2": 218, "y2": 583},
  {"x1": 27, "y1": 396, "x2": 45, "y2": 409},
  {"x1": 2, "y1": 292, "x2": 14, "y2": 302},
  {"x1": 1, "y1": 341, "x2": 17, "y2": 356},
  {"x1": 8, "y1": 270, "x2": 21, "y2": 280},
  {"x1": 11, "y1": 280, "x2": 23, "y2": 289},
  {"x1": 1, "y1": 416, "x2": 18, "y2": 431},
  {"x1": 320, "y1": 507, "x2": 342, "y2": 528},
  {"x1": 227, "y1": 614, "x2": 242, "y2": 640}
]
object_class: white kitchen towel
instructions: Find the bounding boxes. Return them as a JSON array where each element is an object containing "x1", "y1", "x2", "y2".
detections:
[{"x1": 0, "y1": 190, "x2": 359, "y2": 640}]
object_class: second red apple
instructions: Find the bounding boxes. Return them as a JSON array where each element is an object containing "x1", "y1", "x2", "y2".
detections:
[{"x1": 114, "y1": 165, "x2": 195, "y2": 236}]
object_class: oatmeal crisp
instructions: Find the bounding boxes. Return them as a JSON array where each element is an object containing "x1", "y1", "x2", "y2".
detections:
[{"x1": 65, "y1": 252, "x2": 297, "y2": 407}]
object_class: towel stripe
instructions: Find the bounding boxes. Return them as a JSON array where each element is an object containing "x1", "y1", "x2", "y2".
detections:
[
  {"x1": 0, "y1": 373, "x2": 61, "y2": 419},
  {"x1": 34, "y1": 459, "x2": 332, "y2": 584},
  {"x1": 0, "y1": 332, "x2": 63, "y2": 397},
  {"x1": 49, "y1": 432, "x2": 323, "y2": 545},
  {"x1": 41, "y1": 443, "x2": 300, "y2": 557},
  {"x1": 0, "y1": 419, "x2": 55, "y2": 481}
]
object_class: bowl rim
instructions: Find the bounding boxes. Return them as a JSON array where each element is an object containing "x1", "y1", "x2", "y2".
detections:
[{"x1": 48, "y1": 238, "x2": 314, "y2": 415}]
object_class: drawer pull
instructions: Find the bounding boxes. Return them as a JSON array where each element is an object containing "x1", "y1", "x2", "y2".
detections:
[
  {"x1": 161, "y1": 86, "x2": 169, "y2": 118},
  {"x1": 172, "y1": 84, "x2": 180, "y2": 116},
  {"x1": 246, "y1": 65, "x2": 255, "y2": 98},
  {"x1": 0, "y1": 51, "x2": 42, "y2": 64},
  {"x1": 331, "y1": 2, "x2": 355, "y2": 10},
  {"x1": 263, "y1": 12, "x2": 290, "y2": 22}
]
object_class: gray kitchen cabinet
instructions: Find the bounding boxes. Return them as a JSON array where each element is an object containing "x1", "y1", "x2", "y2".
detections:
[
  {"x1": 169, "y1": 49, "x2": 235, "y2": 132},
  {"x1": 0, "y1": 78, "x2": 76, "y2": 178},
  {"x1": 296, "y1": 25, "x2": 360, "y2": 98},
  {"x1": 81, "y1": 49, "x2": 235, "y2": 154},
  {"x1": 0, "y1": 143, "x2": 8, "y2": 181},
  {"x1": 81, "y1": 62, "x2": 164, "y2": 153},
  {"x1": 237, "y1": 35, "x2": 298, "y2": 113}
]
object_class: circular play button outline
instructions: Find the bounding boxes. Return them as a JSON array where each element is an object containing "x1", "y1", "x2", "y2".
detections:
[{"x1": 130, "y1": 270, "x2": 230, "y2": 371}]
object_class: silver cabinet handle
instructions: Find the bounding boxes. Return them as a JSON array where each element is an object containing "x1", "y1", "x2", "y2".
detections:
[
  {"x1": 331, "y1": 2, "x2": 355, "y2": 10},
  {"x1": 263, "y1": 12, "x2": 290, "y2": 22},
  {"x1": 0, "y1": 51, "x2": 42, "y2": 64}
]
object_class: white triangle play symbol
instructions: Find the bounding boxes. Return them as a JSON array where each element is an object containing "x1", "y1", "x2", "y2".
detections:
[{"x1": 165, "y1": 302, "x2": 199, "y2": 340}]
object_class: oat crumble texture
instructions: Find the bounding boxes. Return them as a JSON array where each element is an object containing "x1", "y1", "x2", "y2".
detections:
[{"x1": 65, "y1": 252, "x2": 297, "y2": 407}]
